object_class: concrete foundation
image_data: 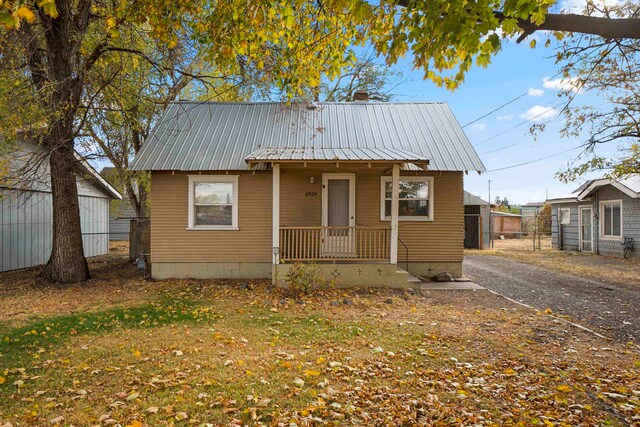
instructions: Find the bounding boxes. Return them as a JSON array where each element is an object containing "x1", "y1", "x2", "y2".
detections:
[
  {"x1": 405, "y1": 262, "x2": 463, "y2": 279},
  {"x1": 151, "y1": 260, "x2": 462, "y2": 288},
  {"x1": 152, "y1": 262, "x2": 272, "y2": 279},
  {"x1": 273, "y1": 263, "x2": 415, "y2": 288}
]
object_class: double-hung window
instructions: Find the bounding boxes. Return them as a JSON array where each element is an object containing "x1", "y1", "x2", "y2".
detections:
[
  {"x1": 188, "y1": 175, "x2": 239, "y2": 230},
  {"x1": 600, "y1": 200, "x2": 622, "y2": 239},
  {"x1": 380, "y1": 176, "x2": 434, "y2": 221}
]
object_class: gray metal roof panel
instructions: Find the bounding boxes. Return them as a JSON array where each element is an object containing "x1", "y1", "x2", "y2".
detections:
[
  {"x1": 463, "y1": 191, "x2": 489, "y2": 206},
  {"x1": 245, "y1": 147, "x2": 428, "y2": 162},
  {"x1": 130, "y1": 102, "x2": 486, "y2": 172}
]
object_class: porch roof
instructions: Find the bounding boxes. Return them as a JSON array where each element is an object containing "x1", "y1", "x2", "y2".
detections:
[{"x1": 245, "y1": 147, "x2": 429, "y2": 166}]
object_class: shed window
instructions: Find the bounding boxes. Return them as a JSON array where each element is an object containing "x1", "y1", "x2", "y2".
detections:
[
  {"x1": 559, "y1": 208, "x2": 571, "y2": 225},
  {"x1": 380, "y1": 176, "x2": 434, "y2": 221},
  {"x1": 188, "y1": 175, "x2": 239, "y2": 230},
  {"x1": 600, "y1": 200, "x2": 621, "y2": 238}
]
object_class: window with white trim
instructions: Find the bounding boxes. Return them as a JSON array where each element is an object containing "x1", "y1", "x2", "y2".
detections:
[
  {"x1": 188, "y1": 175, "x2": 239, "y2": 229},
  {"x1": 559, "y1": 208, "x2": 571, "y2": 225},
  {"x1": 380, "y1": 176, "x2": 434, "y2": 221},
  {"x1": 600, "y1": 200, "x2": 622, "y2": 238}
]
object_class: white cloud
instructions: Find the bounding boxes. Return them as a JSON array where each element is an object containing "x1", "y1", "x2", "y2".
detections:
[
  {"x1": 542, "y1": 76, "x2": 582, "y2": 93},
  {"x1": 471, "y1": 123, "x2": 487, "y2": 131},
  {"x1": 527, "y1": 88, "x2": 544, "y2": 97},
  {"x1": 521, "y1": 105, "x2": 558, "y2": 122},
  {"x1": 559, "y1": 0, "x2": 624, "y2": 14},
  {"x1": 496, "y1": 114, "x2": 514, "y2": 121}
]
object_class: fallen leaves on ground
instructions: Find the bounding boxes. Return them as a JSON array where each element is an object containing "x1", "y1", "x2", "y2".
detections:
[{"x1": 0, "y1": 247, "x2": 638, "y2": 425}]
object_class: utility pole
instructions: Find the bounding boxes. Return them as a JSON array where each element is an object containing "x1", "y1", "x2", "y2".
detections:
[
  {"x1": 545, "y1": 187, "x2": 549, "y2": 201},
  {"x1": 488, "y1": 180, "x2": 493, "y2": 249}
]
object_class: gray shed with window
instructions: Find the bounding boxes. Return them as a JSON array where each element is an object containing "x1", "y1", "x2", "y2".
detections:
[{"x1": 549, "y1": 175, "x2": 640, "y2": 258}]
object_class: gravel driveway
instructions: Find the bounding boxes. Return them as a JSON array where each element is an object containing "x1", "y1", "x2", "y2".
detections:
[{"x1": 464, "y1": 254, "x2": 639, "y2": 343}]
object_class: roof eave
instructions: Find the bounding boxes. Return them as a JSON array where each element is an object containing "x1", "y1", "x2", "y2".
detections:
[{"x1": 75, "y1": 154, "x2": 123, "y2": 200}]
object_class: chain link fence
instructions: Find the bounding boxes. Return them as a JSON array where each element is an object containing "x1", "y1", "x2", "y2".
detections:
[{"x1": 490, "y1": 212, "x2": 553, "y2": 251}]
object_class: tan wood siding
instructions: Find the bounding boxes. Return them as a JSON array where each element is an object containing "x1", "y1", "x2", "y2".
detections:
[
  {"x1": 150, "y1": 167, "x2": 463, "y2": 264},
  {"x1": 354, "y1": 169, "x2": 463, "y2": 262},
  {"x1": 150, "y1": 171, "x2": 272, "y2": 263}
]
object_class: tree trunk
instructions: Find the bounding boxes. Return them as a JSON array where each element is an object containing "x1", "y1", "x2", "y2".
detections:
[
  {"x1": 39, "y1": 143, "x2": 90, "y2": 283},
  {"x1": 136, "y1": 179, "x2": 148, "y2": 218}
]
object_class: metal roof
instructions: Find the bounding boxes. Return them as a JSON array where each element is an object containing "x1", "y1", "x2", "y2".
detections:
[
  {"x1": 574, "y1": 174, "x2": 640, "y2": 200},
  {"x1": 491, "y1": 211, "x2": 522, "y2": 217},
  {"x1": 75, "y1": 154, "x2": 122, "y2": 200},
  {"x1": 463, "y1": 191, "x2": 489, "y2": 206},
  {"x1": 547, "y1": 196, "x2": 578, "y2": 204},
  {"x1": 245, "y1": 147, "x2": 428, "y2": 163},
  {"x1": 130, "y1": 102, "x2": 486, "y2": 172}
]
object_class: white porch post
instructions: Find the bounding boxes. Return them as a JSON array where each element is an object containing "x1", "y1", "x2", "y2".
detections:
[
  {"x1": 272, "y1": 163, "x2": 280, "y2": 265},
  {"x1": 390, "y1": 163, "x2": 400, "y2": 265}
]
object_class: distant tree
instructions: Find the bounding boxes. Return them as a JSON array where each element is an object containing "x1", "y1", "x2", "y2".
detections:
[
  {"x1": 537, "y1": 203, "x2": 552, "y2": 234},
  {"x1": 502, "y1": 197, "x2": 510, "y2": 208},
  {"x1": 319, "y1": 51, "x2": 404, "y2": 102}
]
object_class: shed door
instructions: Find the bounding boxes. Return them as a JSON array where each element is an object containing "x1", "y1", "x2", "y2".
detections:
[
  {"x1": 579, "y1": 207, "x2": 593, "y2": 252},
  {"x1": 464, "y1": 214, "x2": 480, "y2": 249}
]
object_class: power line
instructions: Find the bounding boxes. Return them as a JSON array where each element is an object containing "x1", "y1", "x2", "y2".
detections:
[
  {"x1": 479, "y1": 141, "x2": 524, "y2": 155},
  {"x1": 476, "y1": 101, "x2": 611, "y2": 155},
  {"x1": 485, "y1": 145, "x2": 586, "y2": 173},
  {"x1": 461, "y1": 92, "x2": 528, "y2": 128},
  {"x1": 472, "y1": 102, "x2": 562, "y2": 148},
  {"x1": 461, "y1": 71, "x2": 561, "y2": 129}
]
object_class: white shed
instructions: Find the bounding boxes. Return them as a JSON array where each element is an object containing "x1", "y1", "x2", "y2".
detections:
[{"x1": 1, "y1": 143, "x2": 122, "y2": 272}]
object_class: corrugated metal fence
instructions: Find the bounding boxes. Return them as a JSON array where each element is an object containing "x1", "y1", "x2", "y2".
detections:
[{"x1": 1, "y1": 189, "x2": 110, "y2": 272}]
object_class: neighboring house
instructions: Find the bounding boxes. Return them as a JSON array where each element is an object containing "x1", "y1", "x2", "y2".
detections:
[
  {"x1": 1, "y1": 142, "x2": 122, "y2": 272},
  {"x1": 463, "y1": 191, "x2": 490, "y2": 249},
  {"x1": 548, "y1": 175, "x2": 640, "y2": 258},
  {"x1": 491, "y1": 211, "x2": 522, "y2": 238},
  {"x1": 521, "y1": 201, "x2": 545, "y2": 216},
  {"x1": 131, "y1": 101, "x2": 485, "y2": 286},
  {"x1": 99, "y1": 167, "x2": 137, "y2": 241}
]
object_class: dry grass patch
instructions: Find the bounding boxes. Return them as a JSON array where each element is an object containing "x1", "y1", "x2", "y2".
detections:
[
  {"x1": 467, "y1": 244, "x2": 640, "y2": 286},
  {"x1": 0, "y1": 242, "x2": 188, "y2": 327},
  {"x1": 1, "y1": 281, "x2": 638, "y2": 426},
  {"x1": 484, "y1": 236, "x2": 554, "y2": 252}
]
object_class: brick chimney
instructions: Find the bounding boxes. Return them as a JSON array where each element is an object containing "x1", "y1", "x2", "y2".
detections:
[{"x1": 353, "y1": 90, "x2": 369, "y2": 102}]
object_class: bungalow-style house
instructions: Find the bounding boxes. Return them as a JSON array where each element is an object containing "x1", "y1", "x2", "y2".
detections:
[
  {"x1": 131, "y1": 101, "x2": 485, "y2": 286},
  {"x1": 548, "y1": 175, "x2": 639, "y2": 258}
]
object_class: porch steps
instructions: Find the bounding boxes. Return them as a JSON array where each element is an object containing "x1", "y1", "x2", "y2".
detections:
[{"x1": 396, "y1": 268, "x2": 422, "y2": 287}]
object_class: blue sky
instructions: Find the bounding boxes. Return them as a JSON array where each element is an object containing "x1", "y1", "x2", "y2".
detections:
[{"x1": 389, "y1": 36, "x2": 618, "y2": 205}]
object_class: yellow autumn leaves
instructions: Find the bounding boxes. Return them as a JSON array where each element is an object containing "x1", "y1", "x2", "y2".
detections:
[
  {"x1": 16, "y1": 5, "x2": 34, "y2": 23},
  {"x1": 0, "y1": 0, "x2": 58, "y2": 28}
]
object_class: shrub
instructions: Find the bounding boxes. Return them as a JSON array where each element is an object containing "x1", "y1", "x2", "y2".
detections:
[{"x1": 282, "y1": 262, "x2": 325, "y2": 298}]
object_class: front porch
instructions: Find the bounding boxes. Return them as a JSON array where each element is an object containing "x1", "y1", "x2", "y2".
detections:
[
  {"x1": 246, "y1": 146, "x2": 437, "y2": 287},
  {"x1": 267, "y1": 160, "x2": 410, "y2": 270},
  {"x1": 279, "y1": 226, "x2": 391, "y2": 262}
]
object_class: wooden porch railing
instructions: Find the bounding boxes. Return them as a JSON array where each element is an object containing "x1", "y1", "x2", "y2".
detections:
[{"x1": 279, "y1": 226, "x2": 391, "y2": 261}]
